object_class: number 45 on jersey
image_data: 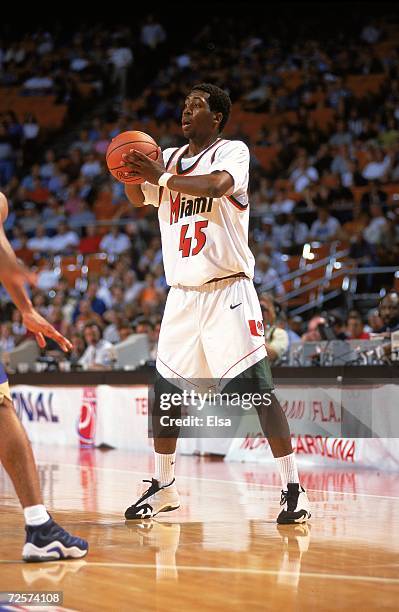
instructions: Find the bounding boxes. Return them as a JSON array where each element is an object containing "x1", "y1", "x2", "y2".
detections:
[{"x1": 179, "y1": 221, "x2": 209, "y2": 258}]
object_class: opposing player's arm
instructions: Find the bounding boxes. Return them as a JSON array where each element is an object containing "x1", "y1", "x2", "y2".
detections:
[
  {"x1": 0, "y1": 192, "x2": 72, "y2": 352},
  {"x1": 0, "y1": 193, "x2": 35, "y2": 313}
]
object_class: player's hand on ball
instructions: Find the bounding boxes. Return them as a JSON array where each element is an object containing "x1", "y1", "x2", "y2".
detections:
[
  {"x1": 122, "y1": 148, "x2": 166, "y2": 185},
  {"x1": 22, "y1": 308, "x2": 73, "y2": 353}
]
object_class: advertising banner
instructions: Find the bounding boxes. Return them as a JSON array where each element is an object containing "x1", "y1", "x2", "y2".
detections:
[{"x1": 10, "y1": 383, "x2": 399, "y2": 470}]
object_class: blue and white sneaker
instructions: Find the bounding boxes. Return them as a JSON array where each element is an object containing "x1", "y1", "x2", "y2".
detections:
[{"x1": 22, "y1": 518, "x2": 88, "y2": 562}]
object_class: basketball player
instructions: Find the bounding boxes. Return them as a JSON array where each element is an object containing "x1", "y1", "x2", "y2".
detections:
[
  {"x1": 0, "y1": 192, "x2": 88, "y2": 561},
  {"x1": 122, "y1": 84, "x2": 311, "y2": 524}
]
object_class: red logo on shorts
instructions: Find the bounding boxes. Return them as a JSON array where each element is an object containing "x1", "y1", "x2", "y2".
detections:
[{"x1": 249, "y1": 320, "x2": 264, "y2": 337}]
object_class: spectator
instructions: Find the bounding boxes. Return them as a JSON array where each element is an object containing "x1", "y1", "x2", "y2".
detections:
[
  {"x1": 69, "y1": 200, "x2": 96, "y2": 230},
  {"x1": 48, "y1": 170, "x2": 69, "y2": 200},
  {"x1": 78, "y1": 322, "x2": 114, "y2": 370},
  {"x1": 11, "y1": 309, "x2": 26, "y2": 341},
  {"x1": 278, "y1": 211, "x2": 309, "y2": 254},
  {"x1": 14, "y1": 235, "x2": 34, "y2": 266},
  {"x1": 68, "y1": 333, "x2": 86, "y2": 365},
  {"x1": 277, "y1": 311, "x2": 302, "y2": 349},
  {"x1": 42, "y1": 197, "x2": 67, "y2": 232},
  {"x1": 80, "y1": 153, "x2": 102, "y2": 179},
  {"x1": 364, "y1": 308, "x2": 383, "y2": 334},
  {"x1": 254, "y1": 254, "x2": 284, "y2": 296},
  {"x1": 309, "y1": 207, "x2": 341, "y2": 242},
  {"x1": 138, "y1": 273, "x2": 165, "y2": 309},
  {"x1": 22, "y1": 72, "x2": 54, "y2": 94},
  {"x1": 375, "y1": 293, "x2": 399, "y2": 333},
  {"x1": 108, "y1": 37, "x2": 133, "y2": 100},
  {"x1": 363, "y1": 204, "x2": 388, "y2": 245},
  {"x1": 36, "y1": 261, "x2": 59, "y2": 291},
  {"x1": 27, "y1": 226, "x2": 51, "y2": 255},
  {"x1": 39, "y1": 149, "x2": 57, "y2": 184},
  {"x1": 289, "y1": 156, "x2": 319, "y2": 192},
  {"x1": 260, "y1": 295, "x2": 289, "y2": 363},
  {"x1": 74, "y1": 298, "x2": 104, "y2": 332},
  {"x1": 261, "y1": 242, "x2": 289, "y2": 277},
  {"x1": 118, "y1": 322, "x2": 134, "y2": 343},
  {"x1": 100, "y1": 226, "x2": 130, "y2": 256},
  {"x1": 102, "y1": 310, "x2": 122, "y2": 344},
  {"x1": 252, "y1": 217, "x2": 278, "y2": 249},
  {"x1": 140, "y1": 15, "x2": 166, "y2": 50},
  {"x1": 360, "y1": 181, "x2": 388, "y2": 212},
  {"x1": 123, "y1": 270, "x2": 145, "y2": 304},
  {"x1": 0, "y1": 124, "x2": 15, "y2": 186},
  {"x1": 362, "y1": 149, "x2": 392, "y2": 182},
  {"x1": 361, "y1": 23, "x2": 381, "y2": 44},
  {"x1": 93, "y1": 129, "x2": 111, "y2": 156},
  {"x1": 79, "y1": 224, "x2": 103, "y2": 254},
  {"x1": 148, "y1": 319, "x2": 161, "y2": 359},
  {"x1": 70, "y1": 130, "x2": 92, "y2": 156},
  {"x1": 64, "y1": 184, "x2": 86, "y2": 215},
  {"x1": 301, "y1": 315, "x2": 326, "y2": 342},
  {"x1": 86, "y1": 283, "x2": 107, "y2": 316},
  {"x1": 287, "y1": 315, "x2": 304, "y2": 339},
  {"x1": 22, "y1": 113, "x2": 40, "y2": 165},
  {"x1": 329, "y1": 120, "x2": 352, "y2": 147},
  {"x1": 48, "y1": 222, "x2": 79, "y2": 254},
  {"x1": 346, "y1": 314, "x2": 370, "y2": 340},
  {"x1": 270, "y1": 189, "x2": 295, "y2": 216},
  {"x1": 342, "y1": 205, "x2": 369, "y2": 239},
  {"x1": 0, "y1": 322, "x2": 15, "y2": 352}
]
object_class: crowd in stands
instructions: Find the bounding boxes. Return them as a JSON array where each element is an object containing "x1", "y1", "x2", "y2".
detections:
[{"x1": 1, "y1": 13, "x2": 399, "y2": 369}]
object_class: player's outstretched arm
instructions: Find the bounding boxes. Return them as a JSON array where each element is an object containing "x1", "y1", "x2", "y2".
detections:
[{"x1": 0, "y1": 192, "x2": 72, "y2": 353}]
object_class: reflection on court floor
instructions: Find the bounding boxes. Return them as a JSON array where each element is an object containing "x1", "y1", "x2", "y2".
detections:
[{"x1": 0, "y1": 446, "x2": 398, "y2": 611}]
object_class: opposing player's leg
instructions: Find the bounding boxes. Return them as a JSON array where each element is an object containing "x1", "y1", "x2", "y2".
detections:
[
  {"x1": 202, "y1": 278, "x2": 310, "y2": 524},
  {"x1": 0, "y1": 372, "x2": 88, "y2": 561}
]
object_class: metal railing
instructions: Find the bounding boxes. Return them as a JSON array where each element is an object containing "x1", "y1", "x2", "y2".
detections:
[
  {"x1": 259, "y1": 241, "x2": 350, "y2": 294},
  {"x1": 259, "y1": 241, "x2": 399, "y2": 316}
]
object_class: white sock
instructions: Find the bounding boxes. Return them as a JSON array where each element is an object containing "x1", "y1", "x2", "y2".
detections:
[
  {"x1": 23, "y1": 504, "x2": 50, "y2": 526},
  {"x1": 275, "y1": 453, "x2": 300, "y2": 490},
  {"x1": 154, "y1": 452, "x2": 176, "y2": 486}
]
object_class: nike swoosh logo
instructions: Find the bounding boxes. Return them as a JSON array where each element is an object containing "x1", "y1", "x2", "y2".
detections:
[{"x1": 230, "y1": 303, "x2": 242, "y2": 310}]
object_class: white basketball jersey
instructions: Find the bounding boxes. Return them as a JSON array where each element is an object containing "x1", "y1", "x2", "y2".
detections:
[{"x1": 141, "y1": 138, "x2": 255, "y2": 287}]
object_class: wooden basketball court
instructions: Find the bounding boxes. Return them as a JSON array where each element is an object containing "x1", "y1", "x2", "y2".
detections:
[{"x1": 0, "y1": 446, "x2": 398, "y2": 611}]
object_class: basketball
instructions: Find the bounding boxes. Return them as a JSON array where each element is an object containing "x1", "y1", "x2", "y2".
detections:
[{"x1": 106, "y1": 130, "x2": 160, "y2": 184}]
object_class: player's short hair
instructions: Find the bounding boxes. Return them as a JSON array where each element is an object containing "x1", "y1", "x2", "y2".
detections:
[{"x1": 190, "y1": 83, "x2": 232, "y2": 132}]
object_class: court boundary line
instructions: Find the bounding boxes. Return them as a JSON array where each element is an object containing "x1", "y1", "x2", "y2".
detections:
[
  {"x1": 44, "y1": 461, "x2": 399, "y2": 501},
  {"x1": 0, "y1": 559, "x2": 398, "y2": 584}
]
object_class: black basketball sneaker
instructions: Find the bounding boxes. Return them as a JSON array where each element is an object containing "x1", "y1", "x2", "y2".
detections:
[
  {"x1": 125, "y1": 478, "x2": 180, "y2": 520},
  {"x1": 277, "y1": 483, "x2": 311, "y2": 524}
]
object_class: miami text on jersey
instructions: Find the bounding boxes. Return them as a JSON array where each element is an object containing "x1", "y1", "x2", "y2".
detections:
[{"x1": 170, "y1": 193, "x2": 214, "y2": 224}]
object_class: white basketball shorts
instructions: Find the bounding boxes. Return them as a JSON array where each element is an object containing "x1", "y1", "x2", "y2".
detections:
[{"x1": 156, "y1": 277, "x2": 267, "y2": 386}]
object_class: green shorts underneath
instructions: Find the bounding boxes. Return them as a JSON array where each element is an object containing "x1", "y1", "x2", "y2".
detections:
[{"x1": 223, "y1": 357, "x2": 274, "y2": 395}]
